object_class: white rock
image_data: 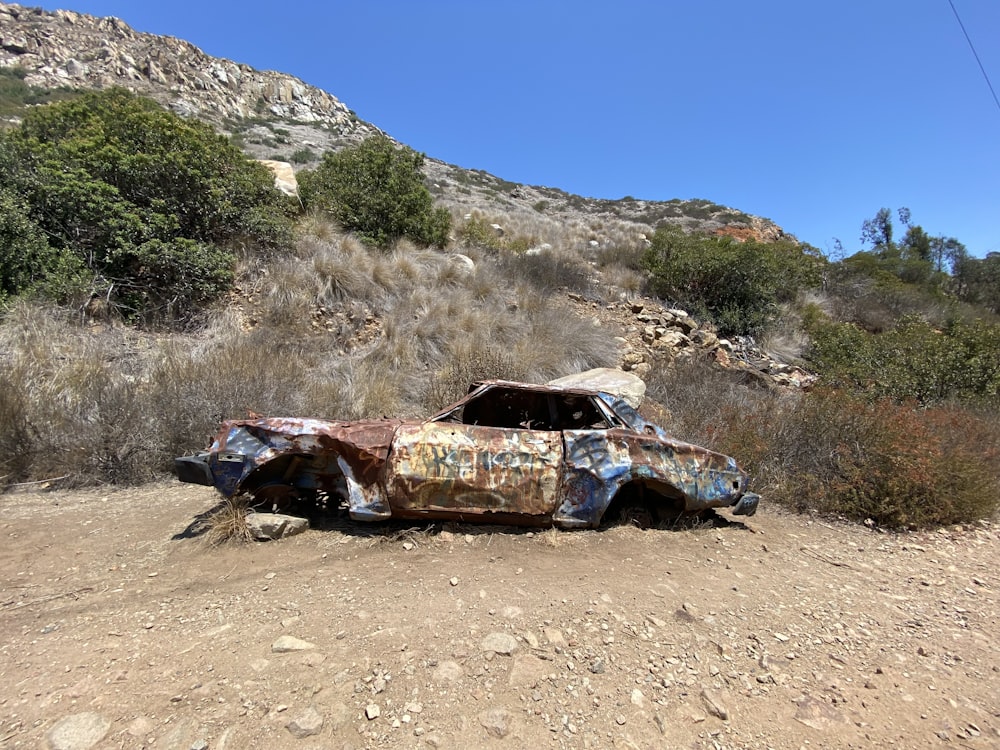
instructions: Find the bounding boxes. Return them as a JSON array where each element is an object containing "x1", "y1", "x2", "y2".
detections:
[
  {"x1": 246, "y1": 512, "x2": 308, "y2": 541},
  {"x1": 45, "y1": 713, "x2": 110, "y2": 750},
  {"x1": 481, "y1": 632, "x2": 518, "y2": 655},
  {"x1": 271, "y1": 635, "x2": 316, "y2": 653},
  {"x1": 547, "y1": 367, "x2": 646, "y2": 409}
]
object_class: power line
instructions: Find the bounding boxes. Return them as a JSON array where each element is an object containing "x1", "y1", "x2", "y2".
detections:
[{"x1": 948, "y1": 0, "x2": 1000, "y2": 115}]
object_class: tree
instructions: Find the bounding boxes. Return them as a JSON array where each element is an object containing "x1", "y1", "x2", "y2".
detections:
[
  {"x1": 299, "y1": 135, "x2": 451, "y2": 249},
  {"x1": 0, "y1": 88, "x2": 292, "y2": 322},
  {"x1": 954, "y1": 252, "x2": 1000, "y2": 314},
  {"x1": 861, "y1": 207, "x2": 895, "y2": 251},
  {"x1": 929, "y1": 236, "x2": 966, "y2": 274}
]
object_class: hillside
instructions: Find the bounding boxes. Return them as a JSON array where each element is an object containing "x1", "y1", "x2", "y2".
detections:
[{"x1": 0, "y1": 0, "x2": 788, "y2": 241}]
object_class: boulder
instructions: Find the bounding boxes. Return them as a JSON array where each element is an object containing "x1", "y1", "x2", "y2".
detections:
[
  {"x1": 548, "y1": 367, "x2": 646, "y2": 409},
  {"x1": 246, "y1": 513, "x2": 308, "y2": 541},
  {"x1": 257, "y1": 160, "x2": 298, "y2": 197}
]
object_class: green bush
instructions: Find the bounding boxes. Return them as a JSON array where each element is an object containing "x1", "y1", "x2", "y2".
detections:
[
  {"x1": 0, "y1": 188, "x2": 89, "y2": 306},
  {"x1": 808, "y1": 315, "x2": 1000, "y2": 405},
  {"x1": 0, "y1": 66, "x2": 77, "y2": 118},
  {"x1": 298, "y1": 135, "x2": 450, "y2": 248},
  {"x1": 643, "y1": 226, "x2": 824, "y2": 336},
  {"x1": 289, "y1": 147, "x2": 316, "y2": 164},
  {"x1": 456, "y1": 215, "x2": 506, "y2": 252},
  {"x1": 0, "y1": 88, "x2": 292, "y2": 323}
]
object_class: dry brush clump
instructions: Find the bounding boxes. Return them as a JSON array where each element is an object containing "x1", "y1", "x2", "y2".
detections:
[
  {"x1": 200, "y1": 497, "x2": 255, "y2": 546},
  {"x1": 764, "y1": 390, "x2": 1000, "y2": 528},
  {"x1": 646, "y1": 356, "x2": 1000, "y2": 528}
]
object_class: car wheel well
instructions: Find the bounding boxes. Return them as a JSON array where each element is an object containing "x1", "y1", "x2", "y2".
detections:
[
  {"x1": 240, "y1": 453, "x2": 343, "y2": 514},
  {"x1": 603, "y1": 480, "x2": 686, "y2": 528}
]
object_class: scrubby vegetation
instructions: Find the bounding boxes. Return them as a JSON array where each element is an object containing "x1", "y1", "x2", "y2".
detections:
[
  {"x1": 643, "y1": 225, "x2": 824, "y2": 336},
  {"x1": 0, "y1": 88, "x2": 292, "y2": 323},
  {"x1": 0, "y1": 86, "x2": 997, "y2": 530},
  {"x1": 298, "y1": 134, "x2": 451, "y2": 249}
]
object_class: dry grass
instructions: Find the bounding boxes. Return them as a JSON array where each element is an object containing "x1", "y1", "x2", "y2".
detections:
[
  {"x1": 200, "y1": 498, "x2": 255, "y2": 545},
  {"x1": 0, "y1": 212, "x2": 627, "y2": 489}
]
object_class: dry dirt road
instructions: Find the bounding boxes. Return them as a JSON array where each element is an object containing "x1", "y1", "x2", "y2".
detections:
[{"x1": 1, "y1": 483, "x2": 998, "y2": 750}]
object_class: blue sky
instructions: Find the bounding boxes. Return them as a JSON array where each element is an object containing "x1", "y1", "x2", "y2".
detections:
[{"x1": 30, "y1": 1, "x2": 1000, "y2": 257}]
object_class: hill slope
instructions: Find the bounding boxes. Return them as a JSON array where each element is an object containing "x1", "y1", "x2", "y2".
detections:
[{"x1": 0, "y1": 1, "x2": 788, "y2": 241}]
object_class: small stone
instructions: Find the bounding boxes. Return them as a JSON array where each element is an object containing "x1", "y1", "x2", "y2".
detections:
[
  {"x1": 631, "y1": 688, "x2": 646, "y2": 707},
  {"x1": 700, "y1": 688, "x2": 730, "y2": 720},
  {"x1": 481, "y1": 632, "x2": 518, "y2": 655},
  {"x1": 449, "y1": 577, "x2": 460, "y2": 586},
  {"x1": 544, "y1": 627, "x2": 566, "y2": 646},
  {"x1": 402, "y1": 541, "x2": 414, "y2": 551},
  {"x1": 478, "y1": 708, "x2": 513, "y2": 738},
  {"x1": 589, "y1": 658, "x2": 605, "y2": 674},
  {"x1": 365, "y1": 703, "x2": 381, "y2": 720},
  {"x1": 45, "y1": 713, "x2": 111, "y2": 750},
  {"x1": 432, "y1": 660, "x2": 463, "y2": 683},
  {"x1": 271, "y1": 635, "x2": 315, "y2": 653}
]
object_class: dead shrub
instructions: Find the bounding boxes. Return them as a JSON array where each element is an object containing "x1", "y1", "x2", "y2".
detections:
[
  {"x1": 767, "y1": 390, "x2": 1000, "y2": 528},
  {"x1": 148, "y1": 321, "x2": 317, "y2": 464},
  {"x1": 510, "y1": 305, "x2": 619, "y2": 382},
  {"x1": 201, "y1": 497, "x2": 254, "y2": 545},
  {"x1": 0, "y1": 303, "x2": 160, "y2": 486},
  {"x1": 257, "y1": 262, "x2": 314, "y2": 330},
  {"x1": 593, "y1": 242, "x2": 647, "y2": 271},
  {"x1": 497, "y1": 247, "x2": 592, "y2": 295},
  {"x1": 0, "y1": 373, "x2": 33, "y2": 486}
]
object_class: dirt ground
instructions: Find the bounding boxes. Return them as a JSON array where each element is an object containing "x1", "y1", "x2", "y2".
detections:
[{"x1": 1, "y1": 483, "x2": 998, "y2": 750}]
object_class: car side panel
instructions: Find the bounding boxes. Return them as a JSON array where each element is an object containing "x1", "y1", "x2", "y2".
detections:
[
  {"x1": 554, "y1": 430, "x2": 630, "y2": 527},
  {"x1": 554, "y1": 429, "x2": 749, "y2": 528},
  {"x1": 387, "y1": 422, "x2": 563, "y2": 520}
]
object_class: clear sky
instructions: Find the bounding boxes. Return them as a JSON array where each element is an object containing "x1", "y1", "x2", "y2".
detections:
[{"x1": 28, "y1": 1, "x2": 1000, "y2": 257}]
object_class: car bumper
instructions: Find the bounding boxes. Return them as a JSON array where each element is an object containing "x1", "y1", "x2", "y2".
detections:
[{"x1": 174, "y1": 453, "x2": 214, "y2": 486}]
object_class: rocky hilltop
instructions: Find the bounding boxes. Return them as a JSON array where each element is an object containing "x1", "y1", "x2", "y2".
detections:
[
  {"x1": 0, "y1": 1, "x2": 373, "y2": 135},
  {"x1": 0, "y1": 1, "x2": 788, "y2": 240}
]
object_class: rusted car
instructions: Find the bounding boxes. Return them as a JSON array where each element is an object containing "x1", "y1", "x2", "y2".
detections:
[{"x1": 175, "y1": 379, "x2": 759, "y2": 528}]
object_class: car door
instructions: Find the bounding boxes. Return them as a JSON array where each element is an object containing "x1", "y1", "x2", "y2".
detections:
[{"x1": 386, "y1": 421, "x2": 563, "y2": 521}]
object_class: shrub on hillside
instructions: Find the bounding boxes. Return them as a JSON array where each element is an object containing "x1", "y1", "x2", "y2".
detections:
[
  {"x1": 299, "y1": 135, "x2": 450, "y2": 249},
  {"x1": 646, "y1": 356, "x2": 1000, "y2": 528},
  {"x1": 808, "y1": 315, "x2": 1000, "y2": 405},
  {"x1": 0, "y1": 88, "x2": 292, "y2": 323},
  {"x1": 766, "y1": 389, "x2": 1000, "y2": 528},
  {"x1": 0, "y1": 188, "x2": 88, "y2": 306},
  {"x1": 643, "y1": 226, "x2": 824, "y2": 336}
]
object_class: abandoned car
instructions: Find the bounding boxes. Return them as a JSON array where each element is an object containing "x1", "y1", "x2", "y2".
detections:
[{"x1": 175, "y1": 380, "x2": 759, "y2": 528}]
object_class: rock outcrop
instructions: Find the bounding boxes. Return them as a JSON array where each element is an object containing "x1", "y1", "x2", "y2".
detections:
[{"x1": 0, "y1": 2, "x2": 374, "y2": 137}]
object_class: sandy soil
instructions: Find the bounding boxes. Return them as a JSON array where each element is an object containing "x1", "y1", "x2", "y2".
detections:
[{"x1": 1, "y1": 482, "x2": 998, "y2": 750}]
